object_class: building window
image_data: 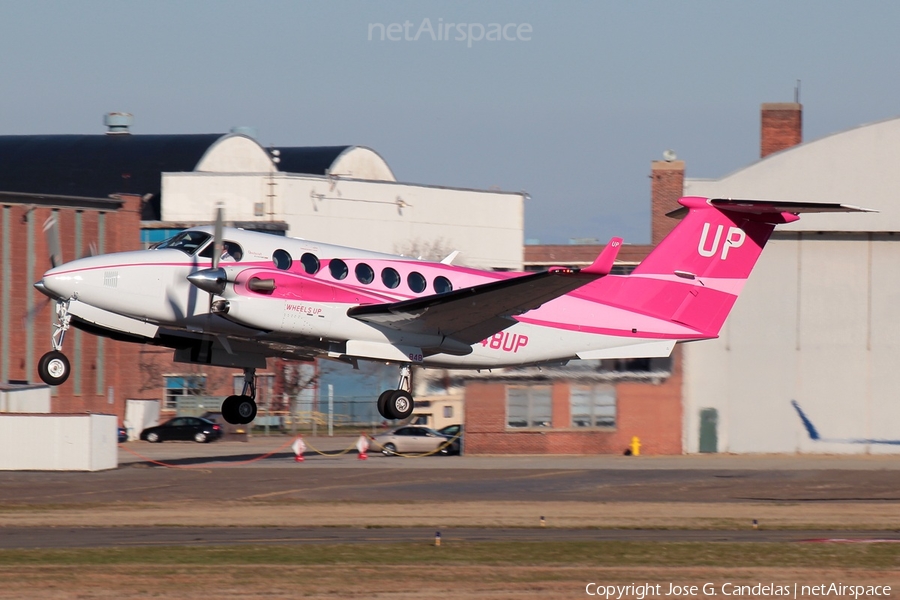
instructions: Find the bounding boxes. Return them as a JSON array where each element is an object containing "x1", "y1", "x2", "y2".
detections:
[
  {"x1": 443, "y1": 405, "x2": 453, "y2": 419},
  {"x1": 570, "y1": 384, "x2": 616, "y2": 428},
  {"x1": 164, "y1": 375, "x2": 207, "y2": 411},
  {"x1": 506, "y1": 385, "x2": 552, "y2": 428}
]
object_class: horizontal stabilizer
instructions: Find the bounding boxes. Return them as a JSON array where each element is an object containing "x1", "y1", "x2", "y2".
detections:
[
  {"x1": 667, "y1": 198, "x2": 876, "y2": 219},
  {"x1": 582, "y1": 237, "x2": 623, "y2": 275}
]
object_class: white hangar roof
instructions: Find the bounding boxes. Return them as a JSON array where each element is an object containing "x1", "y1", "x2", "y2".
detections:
[{"x1": 684, "y1": 115, "x2": 900, "y2": 232}]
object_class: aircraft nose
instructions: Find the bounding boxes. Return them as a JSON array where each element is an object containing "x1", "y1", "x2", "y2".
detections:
[{"x1": 37, "y1": 265, "x2": 81, "y2": 300}]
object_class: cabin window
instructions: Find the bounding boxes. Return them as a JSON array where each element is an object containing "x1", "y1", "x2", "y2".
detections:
[
  {"x1": 157, "y1": 231, "x2": 211, "y2": 256},
  {"x1": 273, "y1": 249, "x2": 292, "y2": 270},
  {"x1": 434, "y1": 276, "x2": 453, "y2": 294},
  {"x1": 301, "y1": 253, "x2": 320, "y2": 274},
  {"x1": 329, "y1": 258, "x2": 348, "y2": 280},
  {"x1": 198, "y1": 240, "x2": 243, "y2": 262},
  {"x1": 408, "y1": 271, "x2": 427, "y2": 293},
  {"x1": 381, "y1": 267, "x2": 401, "y2": 289},
  {"x1": 355, "y1": 263, "x2": 375, "y2": 284}
]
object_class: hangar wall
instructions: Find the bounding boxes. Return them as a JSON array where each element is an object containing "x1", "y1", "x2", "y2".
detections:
[{"x1": 682, "y1": 108, "x2": 900, "y2": 453}]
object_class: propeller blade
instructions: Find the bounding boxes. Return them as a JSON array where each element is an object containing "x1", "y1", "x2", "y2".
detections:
[
  {"x1": 211, "y1": 206, "x2": 224, "y2": 270},
  {"x1": 42, "y1": 214, "x2": 63, "y2": 268},
  {"x1": 22, "y1": 297, "x2": 51, "y2": 328}
]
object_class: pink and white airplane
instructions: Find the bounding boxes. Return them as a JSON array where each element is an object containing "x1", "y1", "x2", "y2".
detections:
[{"x1": 34, "y1": 197, "x2": 868, "y2": 425}]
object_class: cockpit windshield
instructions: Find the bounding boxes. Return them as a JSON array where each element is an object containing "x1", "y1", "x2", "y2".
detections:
[{"x1": 153, "y1": 231, "x2": 212, "y2": 256}]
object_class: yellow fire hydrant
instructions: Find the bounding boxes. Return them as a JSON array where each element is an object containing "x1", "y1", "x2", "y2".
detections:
[{"x1": 630, "y1": 436, "x2": 641, "y2": 456}]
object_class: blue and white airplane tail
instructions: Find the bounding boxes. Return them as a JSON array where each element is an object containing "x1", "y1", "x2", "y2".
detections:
[{"x1": 791, "y1": 400, "x2": 900, "y2": 446}]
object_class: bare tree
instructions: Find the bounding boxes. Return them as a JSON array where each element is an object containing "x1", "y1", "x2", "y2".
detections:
[{"x1": 393, "y1": 237, "x2": 460, "y2": 263}]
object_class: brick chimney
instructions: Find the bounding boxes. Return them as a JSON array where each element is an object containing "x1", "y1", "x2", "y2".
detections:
[
  {"x1": 650, "y1": 159, "x2": 685, "y2": 246},
  {"x1": 760, "y1": 102, "x2": 802, "y2": 158}
]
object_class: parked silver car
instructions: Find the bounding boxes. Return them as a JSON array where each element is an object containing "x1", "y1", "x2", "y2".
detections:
[{"x1": 371, "y1": 426, "x2": 454, "y2": 456}]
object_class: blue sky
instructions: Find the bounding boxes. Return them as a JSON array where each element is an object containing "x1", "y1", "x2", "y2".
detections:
[{"x1": 2, "y1": 1, "x2": 900, "y2": 244}]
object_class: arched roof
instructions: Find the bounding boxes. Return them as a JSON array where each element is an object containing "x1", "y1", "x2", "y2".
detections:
[
  {"x1": 684, "y1": 115, "x2": 900, "y2": 232},
  {"x1": 0, "y1": 134, "x2": 222, "y2": 199},
  {"x1": 0, "y1": 135, "x2": 398, "y2": 220}
]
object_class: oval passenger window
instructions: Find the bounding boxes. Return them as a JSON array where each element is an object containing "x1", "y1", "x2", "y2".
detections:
[
  {"x1": 273, "y1": 249, "x2": 293, "y2": 270},
  {"x1": 381, "y1": 267, "x2": 401, "y2": 289},
  {"x1": 355, "y1": 263, "x2": 375, "y2": 284},
  {"x1": 434, "y1": 276, "x2": 453, "y2": 294},
  {"x1": 301, "y1": 253, "x2": 320, "y2": 274},
  {"x1": 329, "y1": 258, "x2": 348, "y2": 280},
  {"x1": 408, "y1": 271, "x2": 427, "y2": 293}
]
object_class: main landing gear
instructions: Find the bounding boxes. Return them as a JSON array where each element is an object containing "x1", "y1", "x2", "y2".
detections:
[
  {"x1": 221, "y1": 368, "x2": 258, "y2": 425},
  {"x1": 376, "y1": 365, "x2": 415, "y2": 421},
  {"x1": 38, "y1": 300, "x2": 72, "y2": 386}
]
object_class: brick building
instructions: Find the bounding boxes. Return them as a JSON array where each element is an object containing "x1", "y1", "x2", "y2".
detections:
[{"x1": 0, "y1": 191, "x2": 144, "y2": 416}]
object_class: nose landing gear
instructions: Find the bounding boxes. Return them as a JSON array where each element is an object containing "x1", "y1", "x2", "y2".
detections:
[
  {"x1": 38, "y1": 300, "x2": 72, "y2": 386},
  {"x1": 221, "y1": 367, "x2": 258, "y2": 425},
  {"x1": 376, "y1": 365, "x2": 415, "y2": 421}
]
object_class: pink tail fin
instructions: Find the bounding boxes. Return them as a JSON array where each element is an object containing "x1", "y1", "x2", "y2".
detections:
[
  {"x1": 624, "y1": 197, "x2": 790, "y2": 336},
  {"x1": 579, "y1": 197, "x2": 870, "y2": 338}
]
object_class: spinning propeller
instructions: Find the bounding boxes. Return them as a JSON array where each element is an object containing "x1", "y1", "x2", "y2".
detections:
[{"x1": 186, "y1": 206, "x2": 228, "y2": 307}]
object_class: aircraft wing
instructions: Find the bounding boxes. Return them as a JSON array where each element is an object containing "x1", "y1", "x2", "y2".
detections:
[{"x1": 347, "y1": 239, "x2": 622, "y2": 346}]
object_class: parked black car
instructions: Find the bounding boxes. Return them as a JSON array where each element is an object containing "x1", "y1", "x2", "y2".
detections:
[
  {"x1": 438, "y1": 424, "x2": 463, "y2": 455},
  {"x1": 140, "y1": 417, "x2": 223, "y2": 443}
]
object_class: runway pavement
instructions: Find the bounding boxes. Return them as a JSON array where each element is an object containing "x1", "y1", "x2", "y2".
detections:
[
  {"x1": 0, "y1": 437, "x2": 897, "y2": 550},
  {"x1": 2, "y1": 526, "x2": 899, "y2": 549},
  {"x1": 0, "y1": 439, "x2": 894, "y2": 504}
]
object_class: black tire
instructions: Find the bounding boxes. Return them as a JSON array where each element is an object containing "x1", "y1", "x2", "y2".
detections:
[
  {"x1": 221, "y1": 395, "x2": 242, "y2": 424},
  {"x1": 38, "y1": 351, "x2": 70, "y2": 386},
  {"x1": 382, "y1": 442, "x2": 397, "y2": 456},
  {"x1": 376, "y1": 390, "x2": 393, "y2": 420},
  {"x1": 439, "y1": 444, "x2": 450, "y2": 456},
  {"x1": 235, "y1": 396, "x2": 257, "y2": 425},
  {"x1": 387, "y1": 390, "x2": 414, "y2": 420}
]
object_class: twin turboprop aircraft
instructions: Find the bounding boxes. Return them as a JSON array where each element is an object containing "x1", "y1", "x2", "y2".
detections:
[{"x1": 35, "y1": 197, "x2": 868, "y2": 425}]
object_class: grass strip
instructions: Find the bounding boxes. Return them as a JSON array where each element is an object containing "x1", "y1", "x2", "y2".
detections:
[{"x1": 0, "y1": 541, "x2": 896, "y2": 568}]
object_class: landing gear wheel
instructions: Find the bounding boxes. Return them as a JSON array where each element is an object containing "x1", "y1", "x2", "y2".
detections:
[
  {"x1": 235, "y1": 395, "x2": 257, "y2": 425},
  {"x1": 387, "y1": 390, "x2": 414, "y2": 421},
  {"x1": 382, "y1": 442, "x2": 397, "y2": 456},
  {"x1": 38, "y1": 351, "x2": 70, "y2": 386},
  {"x1": 221, "y1": 395, "x2": 240, "y2": 425},
  {"x1": 376, "y1": 390, "x2": 393, "y2": 420}
]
